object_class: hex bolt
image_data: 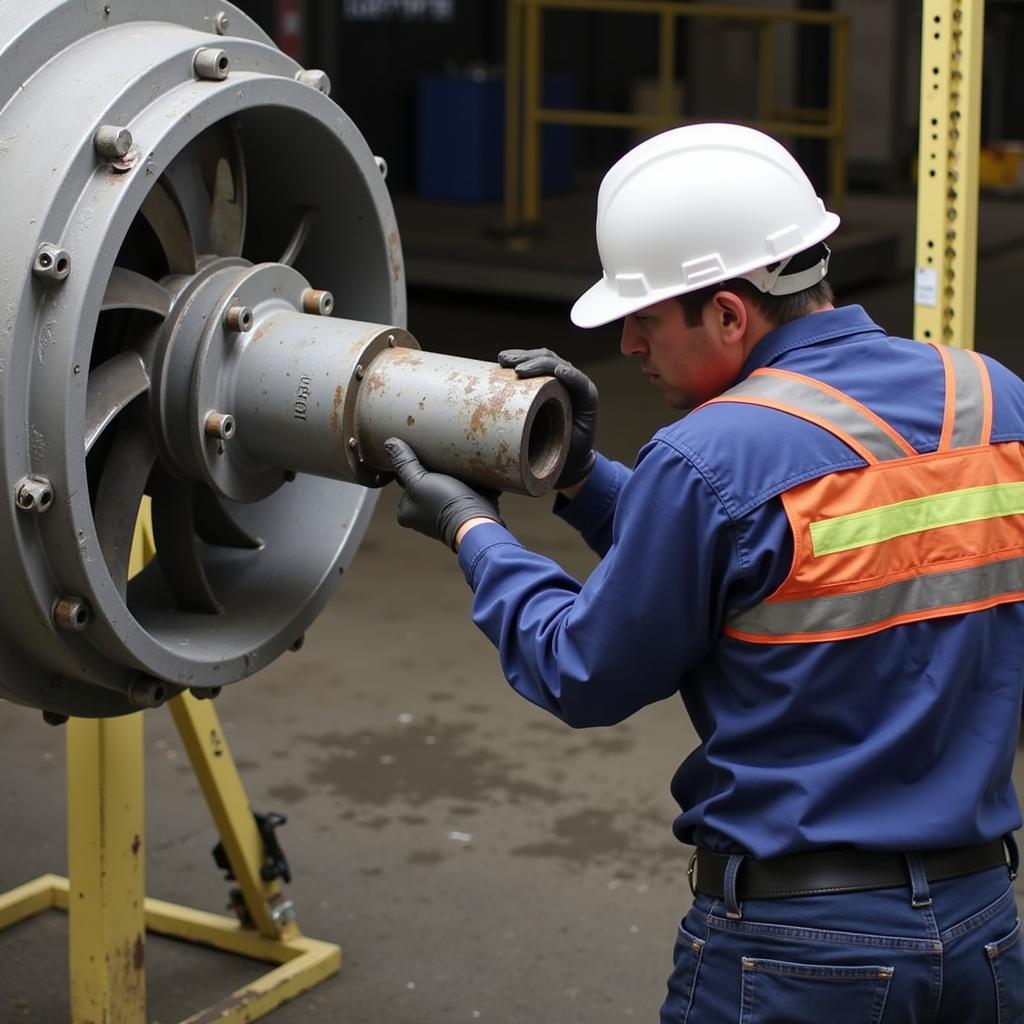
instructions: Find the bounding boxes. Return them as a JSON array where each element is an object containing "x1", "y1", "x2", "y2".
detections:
[
  {"x1": 283, "y1": 470, "x2": 297, "y2": 482},
  {"x1": 94, "y1": 124, "x2": 133, "y2": 162},
  {"x1": 42, "y1": 710, "x2": 69, "y2": 727},
  {"x1": 295, "y1": 68, "x2": 331, "y2": 96},
  {"x1": 347, "y1": 436, "x2": 358, "y2": 450},
  {"x1": 194, "y1": 47, "x2": 230, "y2": 81},
  {"x1": 204, "y1": 411, "x2": 236, "y2": 440},
  {"x1": 224, "y1": 304, "x2": 253, "y2": 331},
  {"x1": 289, "y1": 634, "x2": 305, "y2": 652},
  {"x1": 189, "y1": 685, "x2": 222, "y2": 700},
  {"x1": 374, "y1": 155, "x2": 389, "y2": 179},
  {"x1": 387, "y1": 334, "x2": 396, "y2": 347},
  {"x1": 301, "y1": 288, "x2": 334, "y2": 316},
  {"x1": 15, "y1": 475, "x2": 54, "y2": 513},
  {"x1": 54, "y1": 596, "x2": 91, "y2": 632},
  {"x1": 128, "y1": 677, "x2": 168, "y2": 709},
  {"x1": 33, "y1": 244, "x2": 71, "y2": 283},
  {"x1": 355, "y1": 364, "x2": 364, "y2": 380},
  {"x1": 214, "y1": 11, "x2": 231, "y2": 34}
]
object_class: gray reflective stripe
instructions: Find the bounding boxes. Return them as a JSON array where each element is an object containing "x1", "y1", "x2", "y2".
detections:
[
  {"x1": 945, "y1": 346, "x2": 986, "y2": 448},
  {"x1": 727, "y1": 556, "x2": 1024, "y2": 639},
  {"x1": 721, "y1": 375, "x2": 909, "y2": 462}
]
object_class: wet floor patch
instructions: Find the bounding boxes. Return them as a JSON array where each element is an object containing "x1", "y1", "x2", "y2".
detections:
[{"x1": 300, "y1": 718, "x2": 562, "y2": 808}]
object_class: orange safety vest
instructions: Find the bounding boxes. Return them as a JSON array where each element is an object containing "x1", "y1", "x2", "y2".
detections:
[{"x1": 703, "y1": 343, "x2": 1024, "y2": 643}]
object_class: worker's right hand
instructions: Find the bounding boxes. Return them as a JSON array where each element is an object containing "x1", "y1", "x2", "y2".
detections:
[
  {"x1": 384, "y1": 437, "x2": 502, "y2": 550},
  {"x1": 498, "y1": 348, "x2": 598, "y2": 490}
]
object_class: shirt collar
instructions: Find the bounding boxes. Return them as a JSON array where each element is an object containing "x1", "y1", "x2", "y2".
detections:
[{"x1": 738, "y1": 304, "x2": 886, "y2": 379}]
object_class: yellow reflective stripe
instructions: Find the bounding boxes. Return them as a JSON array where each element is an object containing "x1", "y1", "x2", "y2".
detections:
[{"x1": 810, "y1": 482, "x2": 1024, "y2": 556}]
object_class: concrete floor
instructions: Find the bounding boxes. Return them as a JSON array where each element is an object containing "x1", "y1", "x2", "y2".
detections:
[{"x1": 4, "y1": 196, "x2": 1024, "y2": 1023}]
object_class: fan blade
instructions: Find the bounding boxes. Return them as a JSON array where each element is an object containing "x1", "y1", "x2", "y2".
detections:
[
  {"x1": 141, "y1": 179, "x2": 197, "y2": 275},
  {"x1": 199, "y1": 120, "x2": 247, "y2": 257},
  {"x1": 193, "y1": 486, "x2": 262, "y2": 549},
  {"x1": 160, "y1": 147, "x2": 215, "y2": 259},
  {"x1": 279, "y1": 207, "x2": 317, "y2": 266},
  {"x1": 150, "y1": 473, "x2": 222, "y2": 614},
  {"x1": 101, "y1": 267, "x2": 172, "y2": 317},
  {"x1": 93, "y1": 421, "x2": 157, "y2": 596},
  {"x1": 85, "y1": 352, "x2": 150, "y2": 454}
]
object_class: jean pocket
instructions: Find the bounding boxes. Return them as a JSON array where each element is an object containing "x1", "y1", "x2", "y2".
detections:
[
  {"x1": 987, "y1": 918, "x2": 1024, "y2": 1024},
  {"x1": 739, "y1": 957, "x2": 893, "y2": 1024},
  {"x1": 660, "y1": 923, "x2": 705, "y2": 1024}
]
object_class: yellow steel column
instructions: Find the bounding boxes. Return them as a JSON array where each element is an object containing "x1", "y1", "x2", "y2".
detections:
[
  {"x1": 67, "y1": 714, "x2": 146, "y2": 1023},
  {"x1": 828, "y1": 16, "x2": 849, "y2": 215},
  {"x1": 168, "y1": 692, "x2": 292, "y2": 939},
  {"x1": 913, "y1": 0, "x2": 984, "y2": 348},
  {"x1": 657, "y1": 8, "x2": 676, "y2": 127},
  {"x1": 757, "y1": 20, "x2": 775, "y2": 124},
  {"x1": 504, "y1": 0, "x2": 523, "y2": 231},
  {"x1": 522, "y1": 0, "x2": 543, "y2": 225}
]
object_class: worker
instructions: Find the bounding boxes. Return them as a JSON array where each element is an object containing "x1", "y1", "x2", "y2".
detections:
[{"x1": 384, "y1": 123, "x2": 1024, "y2": 1020}]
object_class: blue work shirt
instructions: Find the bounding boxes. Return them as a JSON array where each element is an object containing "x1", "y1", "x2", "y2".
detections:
[{"x1": 457, "y1": 306, "x2": 1024, "y2": 857}]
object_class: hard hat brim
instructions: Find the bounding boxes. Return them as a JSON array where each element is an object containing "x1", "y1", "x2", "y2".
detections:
[{"x1": 570, "y1": 211, "x2": 841, "y2": 329}]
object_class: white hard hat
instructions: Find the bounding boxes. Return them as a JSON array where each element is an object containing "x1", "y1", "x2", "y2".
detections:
[{"x1": 570, "y1": 122, "x2": 841, "y2": 328}]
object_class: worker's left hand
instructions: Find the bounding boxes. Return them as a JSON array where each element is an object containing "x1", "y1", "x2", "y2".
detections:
[
  {"x1": 498, "y1": 348, "x2": 598, "y2": 489},
  {"x1": 384, "y1": 437, "x2": 502, "y2": 550}
]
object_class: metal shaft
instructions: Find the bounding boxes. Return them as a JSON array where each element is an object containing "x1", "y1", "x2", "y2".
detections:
[{"x1": 230, "y1": 315, "x2": 571, "y2": 496}]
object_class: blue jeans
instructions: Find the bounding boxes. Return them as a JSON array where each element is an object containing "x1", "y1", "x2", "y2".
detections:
[{"x1": 661, "y1": 859, "x2": 1024, "y2": 1023}]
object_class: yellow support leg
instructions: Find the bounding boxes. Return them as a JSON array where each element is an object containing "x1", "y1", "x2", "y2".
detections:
[
  {"x1": 167, "y1": 691, "x2": 294, "y2": 940},
  {"x1": 0, "y1": 487, "x2": 338, "y2": 1022},
  {"x1": 913, "y1": 0, "x2": 985, "y2": 348},
  {"x1": 66, "y1": 714, "x2": 147, "y2": 1022}
]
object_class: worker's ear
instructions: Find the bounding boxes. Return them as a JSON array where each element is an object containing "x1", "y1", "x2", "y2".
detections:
[{"x1": 706, "y1": 290, "x2": 748, "y2": 347}]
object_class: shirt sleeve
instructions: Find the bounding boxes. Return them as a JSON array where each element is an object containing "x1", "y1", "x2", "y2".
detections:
[
  {"x1": 551, "y1": 452, "x2": 631, "y2": 557},
  {"x1": 456, "y1": 437, "x2": 742, "y2": 727}
]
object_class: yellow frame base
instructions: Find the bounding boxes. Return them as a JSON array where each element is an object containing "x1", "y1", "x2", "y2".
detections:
[{"x1": 0, "y1": 874, "x2": 339, "y2": 1024}]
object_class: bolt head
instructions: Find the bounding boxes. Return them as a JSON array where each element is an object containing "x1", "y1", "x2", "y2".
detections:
[
  {"x1": 194, "y1": 47, "x2": 230, "y2": 81},
  {"x1": 33, "y1": 245, "x2": 70, "y2": 283},
  {"x1": 16, "y1": 475, "x2": 54, "y2": 513},
  {"x1": 301, "y1": 289, "x2": 334, "y2": 316},
  {"x1": 296, "y1": 69, "x2": 331, "y2": 96},
  {"x1": 214, "y1": 11, "x2": 231, "y2": 34},
  {"x1": 205, "y1": 411, "x2": 236, "y2": 440},
  {"x1": 94, "y1": 124, "x2": 133, "y2": 161},
  {"x1": 224, "y1": 304, "x2": 253, "y2": 331},
  {"x1": 54, "y1": 596, "x2": 91, "y2": 631}
]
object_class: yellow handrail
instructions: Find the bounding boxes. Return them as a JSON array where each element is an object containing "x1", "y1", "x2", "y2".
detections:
[{"x1": 505, "y1": 0, "x2": 849, "y2": 233}]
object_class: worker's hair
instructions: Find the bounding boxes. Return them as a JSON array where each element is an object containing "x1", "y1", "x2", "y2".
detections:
[
  {"x1": 676, "y1": 243, "x2": 834, "y2": 327},
  {"x1": 677, "y1": 278, "x2": 834, "y2": 328}
]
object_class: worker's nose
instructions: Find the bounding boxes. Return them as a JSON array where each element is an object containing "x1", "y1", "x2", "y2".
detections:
[{"x1": 620, "y1": 318, "x2": 647, "y2": 358}]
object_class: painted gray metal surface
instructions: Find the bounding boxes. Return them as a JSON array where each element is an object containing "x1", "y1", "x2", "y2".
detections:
[{"x1": 0, "y1": 0, "x2": 401, "y2": 716}]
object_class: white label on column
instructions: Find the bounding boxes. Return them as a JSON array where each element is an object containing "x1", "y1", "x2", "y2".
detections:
[{"x1": 914, "y1": 267, "x2": 938, "y2": 307}]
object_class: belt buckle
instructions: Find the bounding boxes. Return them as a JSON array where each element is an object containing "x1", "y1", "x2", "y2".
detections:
[{"x1": 687, "y1": 850, "x2": 698, "y2": 897}]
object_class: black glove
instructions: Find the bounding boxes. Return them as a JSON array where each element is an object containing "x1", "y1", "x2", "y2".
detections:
[
  {"x1": 384, "y1": 437, "x2": 502, "y2": 550},
  {"x1": 498, "y1": 348, "x2": 598, "y2": 489}
]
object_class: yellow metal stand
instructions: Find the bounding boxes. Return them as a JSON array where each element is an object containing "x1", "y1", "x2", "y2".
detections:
[
  {"x1": 0, "y1": 501, "x2": 338, "y2": 1022},
  {"x1": 913, "y1": 0, "x2": 985, "y2": 348}
]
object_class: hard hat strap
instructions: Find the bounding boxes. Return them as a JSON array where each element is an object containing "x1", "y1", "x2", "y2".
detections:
[{"x1": 744, "y1": 243, "x2": 831, "y2": 297}]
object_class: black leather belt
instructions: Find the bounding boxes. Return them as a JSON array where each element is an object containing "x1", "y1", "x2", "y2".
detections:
[{"x1": 691, "y1": 839, "x2": 1009, "y2": 900}]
